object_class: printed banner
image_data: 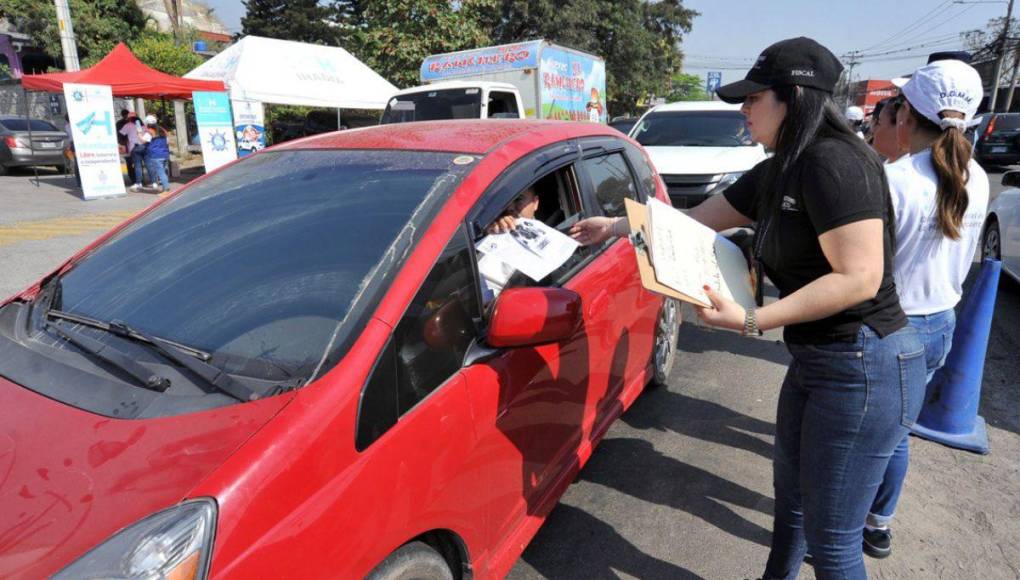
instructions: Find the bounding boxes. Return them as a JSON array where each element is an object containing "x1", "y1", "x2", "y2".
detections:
[
  {"x1": 538, "y1": 47, "x2": 607, "y2": 123},
  {"x1": 63, "y1": 83, "x2": 125, "y2": 199},
  {"x1": 421, "y1": 41, "x2": 542, "y2": 82},
  {"x1": 231, "y1": 99, "x2": 266, "y2": 157},
  {"x1": 193, "y1": 91, "x2": 237, "y2": 172}
]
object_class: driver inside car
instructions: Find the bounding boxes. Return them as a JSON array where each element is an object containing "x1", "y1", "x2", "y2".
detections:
[{"x1": 476, "y1": 187, "x2": 540, "y2": 302}]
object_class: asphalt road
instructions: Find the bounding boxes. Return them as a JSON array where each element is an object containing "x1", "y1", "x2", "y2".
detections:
[{"x1": 1, "y1": 167, "x2": 1017, "y2": 579}]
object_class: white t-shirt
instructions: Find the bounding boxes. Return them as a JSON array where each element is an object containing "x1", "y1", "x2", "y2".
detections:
[
  {"x1": 885, "y1": 150, "x2": 989, "y2": 315},
  {"x1": 119, "y1": 120, "x2": 143, "y2": 152}
]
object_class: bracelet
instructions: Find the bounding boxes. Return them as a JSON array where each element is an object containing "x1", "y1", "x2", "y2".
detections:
[
  {"x1": 612, "y1": 217, "x2": 628, "y2": 237},
  {"x1": 743, "y1": 308, "x2": 763, "y2": 336}
]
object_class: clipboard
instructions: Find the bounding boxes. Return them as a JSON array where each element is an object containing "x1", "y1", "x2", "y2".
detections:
[{"x1": 623, "y1": 197, "x2": 755, "y2": 310}]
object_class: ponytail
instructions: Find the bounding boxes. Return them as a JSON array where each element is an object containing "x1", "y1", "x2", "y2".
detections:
[{"x1": 909, "y1": 107, "x2": 970, "y2": 240}]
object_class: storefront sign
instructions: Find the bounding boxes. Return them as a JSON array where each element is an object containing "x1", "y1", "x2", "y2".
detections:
[
  {"x1": 63, "y1": 83, "x2": 125, "y2": 200},
  {"x1": 193, "y1": 91, "x2": 237, "y2": 172}
]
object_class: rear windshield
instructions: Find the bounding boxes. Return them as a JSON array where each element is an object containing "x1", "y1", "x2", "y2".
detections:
[
  {"x1": 54, "y1": 149, "x2": 464, "y2": 379},
  {"x1": 631, "y1": 111, "x2": 754, "y2": 147},
  {"x1": 380, "y1": 89, "x2": 482, "y2": 124},
  {"x1": 1, "y1": 118, "x2": 59, "y2": 132},
  {"x1": 994, "y1": 114, "x2": 1020, "y2": 130}
]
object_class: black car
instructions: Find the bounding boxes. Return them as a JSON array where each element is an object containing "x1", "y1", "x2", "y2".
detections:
[
  {"x1": 974, "y1": 113, "x2": 1020, "y2": 166},
  {"x1": 608, "y1": 116, "x2": 639, "y2": 136}
]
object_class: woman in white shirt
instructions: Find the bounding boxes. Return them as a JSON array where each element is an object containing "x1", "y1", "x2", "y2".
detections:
[{"x1": 863, "y1": 59, "x2": 990, "y2": 560}]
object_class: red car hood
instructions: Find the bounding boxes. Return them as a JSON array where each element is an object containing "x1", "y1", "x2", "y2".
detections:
[{"x1": 0, "y1": 376, "x2": 292, "y2": 579}]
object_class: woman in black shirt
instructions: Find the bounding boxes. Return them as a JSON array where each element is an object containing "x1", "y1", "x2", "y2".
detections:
[{"x1": 570, "y1": 38, "x2": 926, "y2": 579}]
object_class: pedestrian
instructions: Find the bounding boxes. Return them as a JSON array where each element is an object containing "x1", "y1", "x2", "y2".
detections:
[
  {"x1": 141, "y1": 114, "x2": 170, "y2": 193},
  {"x1": 119, "y1": 112, "x2": 144, "y2": 187},
  {"x1": 847, "y1": 105, "x2": 866, "y2": 139},
  {"x1": 862, "y1": 58, "x2": 989, "y2": 560},
  {"x1": 569, "y1": 37, "x2": 925, "y2": 580},
  {"x1": 870, "y1": 97, "x2": 906, "y2": 162}
]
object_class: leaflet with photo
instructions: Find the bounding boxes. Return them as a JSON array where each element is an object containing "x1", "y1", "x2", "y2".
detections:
[{"x1": 475, "y1": 218, "x2": 580, "y2": 282}]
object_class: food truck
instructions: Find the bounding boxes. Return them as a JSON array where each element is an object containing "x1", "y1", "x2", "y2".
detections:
[{"x1": 380, "y1": 40, "x2": 607, "y2": 124}]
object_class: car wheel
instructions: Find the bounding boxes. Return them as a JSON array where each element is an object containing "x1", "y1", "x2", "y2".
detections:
[
  {"x1": 983, "y1": 218, "x2": 1001, "y2": 261},
  {"x1": 650, "y1": 297, "x2": 680, "y2": 388},
  {"x1": 366, "y1": 541, "x2": 454, "y2": 580},
  {"x1": 0, "y1": 163, "x2": 8, "y2": 176},
  {"x1": 53, "y1": 164, "x2": 66, "y2": 175}
]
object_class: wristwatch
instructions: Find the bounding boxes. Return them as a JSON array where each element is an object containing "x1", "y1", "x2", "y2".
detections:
[{"x1": 743, "y1": 308, "x2": 763, "y2": 337}]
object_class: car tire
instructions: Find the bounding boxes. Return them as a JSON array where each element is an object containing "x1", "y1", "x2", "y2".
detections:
[
  {"x1": 366, "y1": 541, "x2": 454, "y2": 580},
  {"x1": 0, "y1": 163, "x2": 8, "y2": 176},
  {"x1": 650, "y1": 297, "x2": 680, "y2": 389},
  {"x1": 983, "y1": 218, "x2": 1001, "y2": 261}
]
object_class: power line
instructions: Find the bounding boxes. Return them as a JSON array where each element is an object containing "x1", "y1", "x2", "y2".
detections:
[{"x1": 858, "y1": 0, "x2": 958, "y2": 52}]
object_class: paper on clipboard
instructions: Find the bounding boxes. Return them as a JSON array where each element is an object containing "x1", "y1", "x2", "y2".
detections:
[{"x1": 624, "y1": 198, "x2": 755, "y2": 310}]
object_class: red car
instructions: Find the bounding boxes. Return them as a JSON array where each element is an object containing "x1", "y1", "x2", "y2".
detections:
[{"x1": 0, "y1": 120, "x2": 680, "y2": 579}]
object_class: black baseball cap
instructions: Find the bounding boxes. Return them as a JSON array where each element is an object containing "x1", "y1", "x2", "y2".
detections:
[
  {"x1": 716, "y1": 37, "x2": 844, "y2": 104},
  {"x1": 927, "y1": 50, "x2": 971, "y2": 64}
]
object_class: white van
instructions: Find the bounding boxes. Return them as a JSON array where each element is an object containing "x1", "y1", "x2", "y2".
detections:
[{"x1": 629, "y1": 101, "x2": 767, "y2": 209}]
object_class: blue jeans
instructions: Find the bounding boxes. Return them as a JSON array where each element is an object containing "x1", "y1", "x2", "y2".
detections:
[
  {"x1": 145, "y1": 156, "x2": 169, "y2": 190},
  {"x1": 764, "y1": 325, "x2": 925, "y2": 580},
  {"x1": 867, "y1": 310, "x2": 955, "y2": 528},
  {"x1": 130, "y1": 147, "x2": 147, "y2": 186}
]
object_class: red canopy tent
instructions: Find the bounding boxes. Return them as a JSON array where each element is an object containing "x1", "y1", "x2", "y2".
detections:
[{"x1": 21, "y1": 42, "x2": 225, "y2": 98}]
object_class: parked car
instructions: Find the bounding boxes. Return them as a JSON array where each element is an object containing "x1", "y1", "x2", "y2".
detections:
[
  {"x1": 609, "y1": 116, "x2": 639, "y2": 135},
  {"x1": 982, "y1": 169, "x2": 1020, "y2": 282},
  {"x1": 0, "y1": 120, "x2": 680, "y2": 579},
  {"x1": 628, "y1": 101, "x2": 768, "y2": 209},
  {"x1": 973, "y1": 112, "x2": 1020, "y2": 166},
  {"x1": 0, "y1": 116, "x2": 67, "y2": 175}
]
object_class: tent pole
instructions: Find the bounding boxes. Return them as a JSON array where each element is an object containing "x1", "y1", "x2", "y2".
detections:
[{"x1": 23, "y1": 86, "x2": 39, "y2": 187}]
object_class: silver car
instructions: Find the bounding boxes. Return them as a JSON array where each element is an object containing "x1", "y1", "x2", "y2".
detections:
[{"x1": 0, "y1": 116, "x2": 67, "y2": 175}]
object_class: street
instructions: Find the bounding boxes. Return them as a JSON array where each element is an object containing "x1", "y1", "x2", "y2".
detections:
[{"x1": 1, "y1": 167, "x2": 1018, "y2": 579}]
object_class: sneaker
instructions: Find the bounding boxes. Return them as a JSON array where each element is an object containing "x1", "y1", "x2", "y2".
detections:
[
  {"x1": 130, "y1": 183, "x2": 142, "y2": 192},
  {"x1": 863, "y1": 526, "x2": 892, "y2": 559}
]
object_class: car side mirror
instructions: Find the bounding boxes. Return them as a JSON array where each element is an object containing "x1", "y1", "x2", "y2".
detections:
[
  {"x1": 1002, "y1": 170, "x2": 1020, "y2": 188},
  {"x1": 487, "y1": 287, "x2": 582, "y2": 348}
]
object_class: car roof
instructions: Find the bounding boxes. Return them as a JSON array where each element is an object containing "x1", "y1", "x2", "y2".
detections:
[
  {"x1": 393, "y1": 81, "x2": 518, "y2": 96},
  {"x1": 647, "y1": 101, "x2": 742, "y2": 113},
  {"x1": 274, "y1": 120, "x2": 623, "y2": 155}
]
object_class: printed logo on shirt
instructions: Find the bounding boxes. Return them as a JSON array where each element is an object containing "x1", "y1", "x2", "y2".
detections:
[{"x1": 781, "y1": 195, "x2": 799, "y2": 212}]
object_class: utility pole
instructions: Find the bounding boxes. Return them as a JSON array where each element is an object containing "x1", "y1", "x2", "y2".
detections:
[
  {"x1": 989, "y1": 0, "x2": 1015, "y2": 112},
  {"x1": 1004, "y1": 41, "x2": 1020, "y2": 112},
  {"x1": 843, "y1": 51, "x2": 861, "y2": 109},
  {"x1": 53, "y1": 0, "x2": 80, "y2": 72}
]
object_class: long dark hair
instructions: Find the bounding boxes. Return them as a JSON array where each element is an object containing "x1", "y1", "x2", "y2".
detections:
[
  {"x1": 757, "y1": 85, "x2": 885, "y2": 220},
  {"x1": 907, "y1": 105, "x2": 971, "y2": 240}
]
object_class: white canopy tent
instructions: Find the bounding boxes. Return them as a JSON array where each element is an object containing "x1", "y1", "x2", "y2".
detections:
[{"x1": 184, "y1": 35, "x2": 398, "y2": 109}]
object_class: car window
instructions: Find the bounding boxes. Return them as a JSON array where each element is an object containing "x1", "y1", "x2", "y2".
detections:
[
  {"x1": 623, "y1": 142, "x2": 657, "y2": 200},
  {"x1": 1, "y1": 118, "x2": 59, "y2": 132},
  {"x1": 582, "y1": 152, "x2": 640, "y2": 218},
  {"x1": 380, "y1": 88, "x2": 483, "y2": 124},
  {"x1": 488, "y1": 91, "x2": 519, "y2": 119},
  {"x1": 54, "y1": 150, "x2": 464, "y2": 381},
  {"x1": 992, "y1": 114, "x2": 1020, "y2": 131},
  {"x1": 631, "y1": 111, "x2": 752, "y2": 147},
  {"x1": 473, "y1": 164, "x2": 588, "y2": 304},
  {"x1": 356, "y1": 228, "x2": 480, "y2": 450}
]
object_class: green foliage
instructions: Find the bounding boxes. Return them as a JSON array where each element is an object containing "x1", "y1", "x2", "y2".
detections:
[
  {"x1": 351, "y1": 0, "x2": 495, "y2": 88},
  {"x1": 488, "y1": 0, "x2": 697, "y2": 115},
  {"x1": 130, "y1": 33, "x2": 204, "y2": 76},
  {"x1": 240, "y1": 0, "x2": 338, "y2": 44},
  {"x1": 0, "y1": 0, "x2": 148, "y2": 66},
  {"x1": 667, "y1": 72, "x2": 708, "y2": 102}
]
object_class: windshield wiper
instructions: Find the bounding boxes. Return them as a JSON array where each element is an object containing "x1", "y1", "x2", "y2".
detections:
[
  {"x1": 46, "y1": 319, "x2": 172, "y2": 392},
  {"x1": 49, "y1": 310, "x2": 285, "y2": 402}
]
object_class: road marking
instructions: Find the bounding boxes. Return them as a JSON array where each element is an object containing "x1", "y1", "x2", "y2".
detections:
[{"x1": 0, "y1": 211, "x2": 137, "y2": 247}]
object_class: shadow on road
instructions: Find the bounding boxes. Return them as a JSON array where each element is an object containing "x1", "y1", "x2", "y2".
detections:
[
  {"x1": 676, "y1": 322, "x2": 791, "y2": 367},
  {"x1": 517, "y1": 502, "x2": 704, "y2": 580},
  {"x1": 580, "y1": 438, "x2": 773, "y2": 548},
  {"x1": 622, "y1": 388, "x2": 775, "y2": 461}
]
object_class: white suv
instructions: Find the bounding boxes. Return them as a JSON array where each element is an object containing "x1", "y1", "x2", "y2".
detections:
[{"x1": 629, "y1": 101, "x2": 767, "y2": 209}]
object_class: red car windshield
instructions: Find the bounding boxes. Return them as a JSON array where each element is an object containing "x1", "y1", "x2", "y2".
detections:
[{"x1": 53, "y1": 149, "x2": 466, "y2": 381}]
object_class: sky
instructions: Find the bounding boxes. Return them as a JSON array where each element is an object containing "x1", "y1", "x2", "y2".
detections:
[{"x1": 203, "y1": 0, "x2": 1010, "y2": 84}]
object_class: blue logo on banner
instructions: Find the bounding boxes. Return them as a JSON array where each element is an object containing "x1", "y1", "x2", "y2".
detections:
[
  {"x1": 706, "y1": 72, "x2": 722, "y2": 94},
  {"x1": 75, "y1": 111, "x2": 112, "y2": 135}
]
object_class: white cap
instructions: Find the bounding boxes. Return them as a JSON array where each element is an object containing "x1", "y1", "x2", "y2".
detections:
[
  {"x1": 845, "y1": 106, "x2": 865, "y2": 122},
  {"x1": 893, "y1": 59, "x2": 983, "y2": 131},
  {"x1": 144, "y1": 114, "x2": 158, "y2": 125}
]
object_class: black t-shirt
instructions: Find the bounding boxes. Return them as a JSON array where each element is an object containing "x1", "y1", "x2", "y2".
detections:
[{"x1": 724, "y1": 137, "x2": 906, "y2": 344}]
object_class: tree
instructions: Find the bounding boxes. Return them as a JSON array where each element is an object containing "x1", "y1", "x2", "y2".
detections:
[
  {"x1": 0, "y1": 0, "x2": 148, "y2": 67},
  {"x1": 488, "y1": 0, "x2": 697, "y2": 115},
  {"x1": 666, "y1": 73, "x2": 707, "y2": 102},
  {"x1": 350, "y1": 0, "x2": 495, "y2": 88},
  {"x1": 240, "y1": 0, "x2": 338, "y2": 44},
  {"x1": 130, "y1": 32, "x2": 204, "y2": 76}
]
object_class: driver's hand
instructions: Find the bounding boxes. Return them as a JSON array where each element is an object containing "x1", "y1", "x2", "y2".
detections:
[
  {"x1": 569, "y1": 216, "x2": 618, "y2": 246},
  {"x1": 486, "y1": 215, "x2": 517, "y2": 234}
]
